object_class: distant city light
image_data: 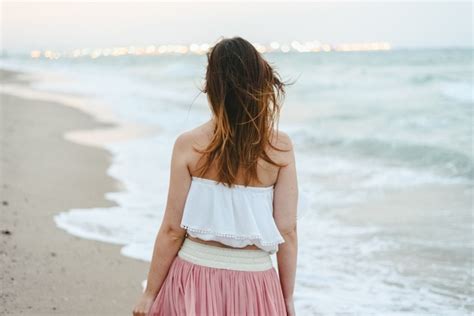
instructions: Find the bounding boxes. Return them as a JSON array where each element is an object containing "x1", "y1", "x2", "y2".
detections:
[{"x1": 29, "y1": 40, "x2": 392, "y2": 60}]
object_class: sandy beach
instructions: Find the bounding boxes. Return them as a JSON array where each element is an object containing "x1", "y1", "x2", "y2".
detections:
[{"x1": 1, "y1": 69, "x2": 148, "y2": 315}]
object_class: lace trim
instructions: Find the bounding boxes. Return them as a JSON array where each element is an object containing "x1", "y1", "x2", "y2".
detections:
[{"x1": 180, "y1": 224, "x2": 285, "y2": 246}]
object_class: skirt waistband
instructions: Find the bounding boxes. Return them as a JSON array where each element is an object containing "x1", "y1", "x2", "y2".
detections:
[{"x1": 177, "y1": 238, "x2": 273, "y2": 272}]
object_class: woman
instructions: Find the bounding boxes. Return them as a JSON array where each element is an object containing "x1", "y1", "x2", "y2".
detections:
[{"x1": 132, "y1": 36, "x2": 298, "y2": 316}]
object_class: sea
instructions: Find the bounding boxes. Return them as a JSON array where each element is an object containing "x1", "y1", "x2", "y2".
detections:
[{"x1": 1, "y1": 48, "x2": 472, "y2": 315}]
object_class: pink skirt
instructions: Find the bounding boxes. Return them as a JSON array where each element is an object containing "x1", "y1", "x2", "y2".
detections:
[{"x1": 149, "y1": 237, "x2": 287, "y2": 316}]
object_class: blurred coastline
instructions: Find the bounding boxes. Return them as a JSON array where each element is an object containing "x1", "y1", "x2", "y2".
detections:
[{"x1": 1, "y1": 47, "x2": 472, "y2": 314}]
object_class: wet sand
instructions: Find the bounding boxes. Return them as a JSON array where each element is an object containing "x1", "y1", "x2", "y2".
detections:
[{"x1": 1, "y1": 69, "x2": 148, "y2": 315}]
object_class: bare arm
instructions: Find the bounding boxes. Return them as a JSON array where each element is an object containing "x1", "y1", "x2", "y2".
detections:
[
  {"x1": 273, "y1": 135, "x2": 298, "y2": 305},
  {"x1": 133, "y1": 133, "x2": 192, "y2": 315}
]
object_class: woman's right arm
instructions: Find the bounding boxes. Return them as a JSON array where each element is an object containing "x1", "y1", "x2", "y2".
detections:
[
  {"x1": 132, "y1": 133, "x2": 192, "y2": 316},
  {"x1": 273, "y1": 133, "x2": 298, "y2": 315}
]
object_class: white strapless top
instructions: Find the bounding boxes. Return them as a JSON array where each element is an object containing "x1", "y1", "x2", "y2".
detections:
[{"x1": 180, "y1": 176, "x2": 285, "y2": 254}]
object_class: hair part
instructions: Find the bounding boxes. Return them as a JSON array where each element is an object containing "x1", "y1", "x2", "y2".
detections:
[{"x1": 193, "y1": 36, "x2": 294, "y2": 187}]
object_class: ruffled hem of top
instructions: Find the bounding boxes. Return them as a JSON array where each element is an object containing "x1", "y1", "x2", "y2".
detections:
[{"x1": 181, "y1": 224, "x2": 285, "y2": 254}]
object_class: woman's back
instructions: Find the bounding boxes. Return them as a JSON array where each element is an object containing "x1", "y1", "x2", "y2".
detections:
[
  {"x1": 134, "y1": 36, "x2": 297, "y2": 316},
  {"x1": 179, "y1": 118, "x2": 293, "y2": 250}
]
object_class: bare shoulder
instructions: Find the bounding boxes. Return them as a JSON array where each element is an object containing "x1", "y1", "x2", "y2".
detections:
[
  {"x1": 267, "y1": 129, "x2": 295, "y2": 165},
  {"x1": 173, "y1": 121, "x2": 213, "y2": 153},
  {"x1": 270, "y1": 130, "x2": 293, "y2": 150}
]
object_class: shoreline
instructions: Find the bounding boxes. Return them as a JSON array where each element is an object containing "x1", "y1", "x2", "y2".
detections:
[
  {"x1": 1, "y1": 69, "x2": 159, "y2": 148},
  {"x1": 1, "y1": 69, "x2": 150, "y2": 315}
]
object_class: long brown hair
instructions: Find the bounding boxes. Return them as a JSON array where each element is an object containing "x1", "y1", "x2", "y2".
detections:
[{"x1": 194, "y1": 36, "x2": 293, "y2": 187}]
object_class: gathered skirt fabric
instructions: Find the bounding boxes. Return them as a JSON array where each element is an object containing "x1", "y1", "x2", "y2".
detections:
[{"x1": 149, "y1": 238, "x2": 287, "y2": 316}]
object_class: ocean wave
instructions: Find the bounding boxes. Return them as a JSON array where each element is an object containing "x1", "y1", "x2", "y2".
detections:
[
  {"x1": 295, "y1": 131, "x2": 473, "y2": 182},
  {"x1": 440, "y1": 82, "x2": 473, "y2": 104}
]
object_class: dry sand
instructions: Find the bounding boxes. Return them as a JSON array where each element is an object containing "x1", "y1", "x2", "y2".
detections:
[{"x1": 1, "y1": 69, "x2": 149, "y2": 315}]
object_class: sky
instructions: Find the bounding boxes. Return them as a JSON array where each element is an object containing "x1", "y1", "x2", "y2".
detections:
[{"x1": 1, "y1": 1, "x2": 472, "y2": 53}]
